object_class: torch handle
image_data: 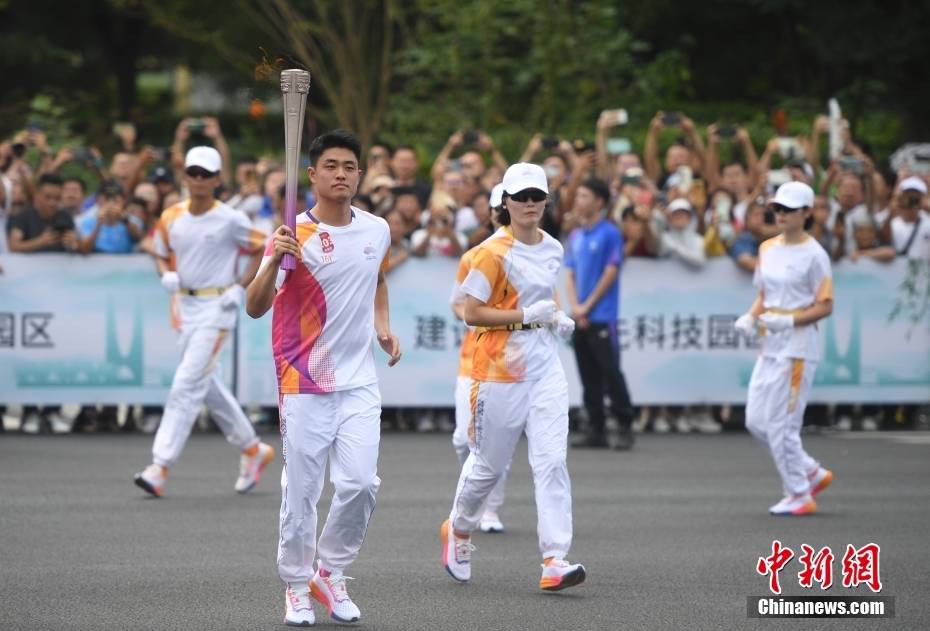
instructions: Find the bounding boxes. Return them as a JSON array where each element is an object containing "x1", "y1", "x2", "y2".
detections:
[{"x1": 280, "y1": 69, "x2": 311, "y2": 271}]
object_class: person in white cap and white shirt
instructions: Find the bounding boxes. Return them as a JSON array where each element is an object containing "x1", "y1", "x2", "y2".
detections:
[
  {"x1": 133, "y1": 146, "x2": 273, "y2": 497},
  {"x1": 658, "y1": 197, "x2": 706, "y2": 268},
  {"x1": 441, "y1": 163, "x2": 586, "y2": 593},
  {"x1": 734, "y1": 181, "x2": 834, "y2": 516},
  {"x1": 449, "y1": 183, "x2": 510, "y2": 534},
  {"x1": 884, "y1": 176, "x2": 930, "y2": 260}
]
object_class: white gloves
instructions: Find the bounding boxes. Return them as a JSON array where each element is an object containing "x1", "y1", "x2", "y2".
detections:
[
  {"x1": 160, "y1": 271, "x2": 180, "y2": 294},
  {"x1": 551, "y1": 310, "x2": 575, "y2": 340},
  {"x1": 522, "y1": 299, "x2": 557, "y2": 325},
  {"x1": 759, "y1": 312, "x2": 794, "y2": 333},
  {"x1": 220, "y1": 284, "x2": 245, "y2": 311},
  {"x1": 733, "y1": 313, "x2": 757, "y2": 336}
]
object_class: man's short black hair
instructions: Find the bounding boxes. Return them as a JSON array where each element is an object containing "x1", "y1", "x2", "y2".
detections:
[
  {"x1": 98, "y1": 180, "x2": 125, "y2": 199},
  {"x1": 393, "y1": 144, "x2": 418, "y2": 157},
  {"x1": 126, "y1": 195, "x2": 148, "y2": 208},
  {"x1": 580, "y1": 177, "x2": 611, "y2": 205},
  {"x1": 391, "y1": 186, "x2": 420, "y2": 202},
  {"x1": 63, "y1": 176, "x2": 86, "y2": 192},
  {"x1": 37, "y1": 173, "x2": 63, "y2": 189},
  {"x1": 308, "y1": 129, "x2": 362, "y2": 167}
]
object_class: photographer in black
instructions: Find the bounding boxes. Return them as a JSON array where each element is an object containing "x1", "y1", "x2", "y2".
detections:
[{"x1": 7, "y1": 173, "x2": 78, "y2": 253}]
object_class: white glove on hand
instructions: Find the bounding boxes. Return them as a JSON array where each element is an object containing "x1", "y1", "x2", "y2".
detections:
[
  {"x1": 733, "y1": 313, "x2": 757, "y2": 336},
  {"x1": 522, "y1": 299, "x2": 558, "y2": 325},
  {"x1": 220, "y1": 284, "x2": 245, "y2": 311},
  {"x1": 758, "y1": 312, "x2": 794, "y2": 333},
  {"x1": 551, "y1": 310, "x2": 575, "y2": 340},
  {"x1": 160, "y1": 271, "x2": 180, "y2": 294}
]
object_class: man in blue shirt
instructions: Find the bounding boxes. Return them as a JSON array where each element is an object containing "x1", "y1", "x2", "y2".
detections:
[
  {"x1": 77, "y1": 181, "x2": 143, "y2": 254},
  {"x1": 565, "y1": 178, "x2": 635, "y2": 450}
]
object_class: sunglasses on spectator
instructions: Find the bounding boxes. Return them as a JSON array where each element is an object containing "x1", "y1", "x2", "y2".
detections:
[
  {"x1": 185, "y1": 166, "x2": 218, "y2": 179},
  {"x1": 508, "y1": 189, "x2": 547, "y2": 203},
  {"x1": 771, "y1": 204, "x2": 801, "y2": 214}
]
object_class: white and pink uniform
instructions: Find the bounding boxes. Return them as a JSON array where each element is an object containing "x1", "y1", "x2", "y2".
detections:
[{"x1": 261, "y1": 207, "x2": 390, "y2": 583}]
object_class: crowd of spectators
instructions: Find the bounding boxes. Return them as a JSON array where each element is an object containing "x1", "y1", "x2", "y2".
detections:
[{"x1": 2, "y1": 108, "x2": 928, "y2": 434}]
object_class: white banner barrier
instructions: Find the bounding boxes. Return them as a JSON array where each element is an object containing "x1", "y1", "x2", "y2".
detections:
[{"x1": 1, "y1": 254, "x2": 927, "y2": 405}]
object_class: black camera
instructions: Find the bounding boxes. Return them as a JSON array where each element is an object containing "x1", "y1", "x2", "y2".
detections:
[
  {"x1": 541, "y1": 136, "x2": 559, "y2": 150},
  {"x1": 462, "y1": 130, "x2": 479, "y2": 146}
]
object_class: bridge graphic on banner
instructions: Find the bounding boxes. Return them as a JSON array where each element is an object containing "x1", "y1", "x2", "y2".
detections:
[{"x1": 15, "y1": 300, "x2": 148, "y2": 388}]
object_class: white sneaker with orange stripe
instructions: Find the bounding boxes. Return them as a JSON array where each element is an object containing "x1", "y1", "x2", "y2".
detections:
[
  {"x1": 808, "y1": 466, "x2": 833, "y2": 497},
  {"x1": 769, "y1": 493, "x2": 817, "y2": 516},
  {"x1": 133, "y1": 463, "x2": 167, "y2": 497},
  {"x1": 440, "y1": 519, "x2": 473, "y2": 582},
  {"x1": 284, "y1": 581, "x2": 315, "y2": 627},
  {"x1": 234, "y1": 442, "x2": 275, "y2": 494},
  {"x1": 310, "y1": 566, "x2": 360, "y2": 623},
  {"x1": 539, "y1": 558, "x2": 587, "y2": 591}
]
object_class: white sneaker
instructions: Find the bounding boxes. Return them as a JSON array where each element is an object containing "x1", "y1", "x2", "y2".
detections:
[
  {"x1": 310, "y1": 566, "x2": 360, "y2": 623},
  {"x1": 21, "y1": 413, "x2": 41, "y2": 434},
  {"x1": 234, "y1": 442, "x2": 275, "y2": 494},
  {"x1": 133, "y1": 463, "x2": 167, "y2": 497},
  {"x1": 808, "y1": 466, "x2": 833, "y2": 497},
  {"x1": 47, "y1": 411, "x2": 72, "y2": 434},
  {"x1": 692, "y1": 412, "x2": 722, "y2": 434},
  {"x1": 769, "y1": 493, "x2": 816, "y2": 516},
  {"x1": 861, "y1": 416, "x2": 878, "y2": 431},
  {"x1": 835, "y1": 415, "x2": 853, "y2": 431},
  {"x1": 284, "y1": 581, "x2": 315, "y2": 627},
  {"x1": 140, "y1": 413, "x2": 161, "y2": 434},
  {"x1": 479, "y1": 512, "x2": 504, "y2": 533},
  {"x1": 632, "y1": 409, "x2": 649, "y2": 433},
  {"x1": 440, "y1": 519, "x2": 473, "y2": 582},
  {"x1": 539, "y1": 558, "x2": 587, "y2": 591},
  {"x1": 674, "y1": 416, "x2": 692, "y2": 433},
  {"x1": 652, "y1": 415, "x2": 671, "y2": 434}
]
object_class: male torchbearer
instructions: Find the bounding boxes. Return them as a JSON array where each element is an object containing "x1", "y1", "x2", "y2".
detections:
[{"x1": 247, "y1": 69, "x2": 401, "y2": 627}]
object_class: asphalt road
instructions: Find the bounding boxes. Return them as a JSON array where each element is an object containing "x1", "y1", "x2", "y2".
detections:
[{"x1": 1, "y1": 430, "x2": 928, "y2": 631}]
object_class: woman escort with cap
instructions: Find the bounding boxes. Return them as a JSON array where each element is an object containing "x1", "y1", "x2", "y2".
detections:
[
  {"x1": 439, "y1": 163, "x2": 586, "y2": 593},
  {"x1": 734, "y1": 181, "x2": 835, "y2": 516}
]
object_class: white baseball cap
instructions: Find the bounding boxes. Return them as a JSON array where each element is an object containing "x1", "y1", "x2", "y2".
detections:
[
  {"x1": 185, "y1": 146, "x2": 222, "y2": 173},
  {"x1": 899, "y1": 176, "x2": 928, "y2": 195},
  {"x1": 502, "y1": 162, "x2": 548, "y2": 196},
  {"x1": 489, "y1": 183, "x2": 504, "y2": 208},
  {"x1": 667, "y1": 198, "x2": 693, "y2": 214},
  {"x1": 771, "y1": 181, "x2": 814, "y2": 209}
]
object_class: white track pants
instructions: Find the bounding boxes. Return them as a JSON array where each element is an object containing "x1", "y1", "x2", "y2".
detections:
[
  {"x1": 453, "y1": 376, "x2": 508, "y2": 514},
  {"x1": 450, "y1": 365, "x2": 572, "y2": 559},
  {"x1": 277, "y1": 384, "x2": 381, "y2": 583},
  {"x1": 745, "y1": 356, "x2": 820, "y2": 496},
  {"x1": 152, "y1": 326, "x2": 257, "y2": 467}
]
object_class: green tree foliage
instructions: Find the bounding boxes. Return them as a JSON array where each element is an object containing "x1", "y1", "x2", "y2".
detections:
[{"x1": 384, "y1": 0, "x2": 691, "y2": 157}]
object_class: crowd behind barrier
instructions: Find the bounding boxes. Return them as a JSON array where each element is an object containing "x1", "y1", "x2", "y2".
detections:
[{"x1": 1, "y1": 111, "x2": 929, "y2": 434}]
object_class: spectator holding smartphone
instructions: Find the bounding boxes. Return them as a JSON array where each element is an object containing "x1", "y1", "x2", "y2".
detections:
[
  {"x1": 644, "y1": 111, "x2": 706, "y2": 189},
  {"x1": 657, "y1": 198, "x2": 706, "y2": 268},
  {"x1": 884, "y1": 177, "x2": 930, "y2": 260},
  {"x1": 705, "y1": 123, "x2": 758, "y2": 225},
  {"x1": 411, "y1": 192, "x2": 466, "y2": 258},
  {"x1": 7, "y1": 173, "x2": 78, "y2": 253},
  {"x1": 77, "y1": 181, "x2": 144, "y2": 254}
]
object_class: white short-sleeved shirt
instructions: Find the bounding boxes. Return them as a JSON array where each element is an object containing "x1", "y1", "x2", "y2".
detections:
[
  {"x1": 754, "y1": 235, "x2": 834, "y2": 361},
  {"x1": 155, "y1": 199, "x2": 266, "y2": 329},
  {"x1": 461, "y1": 227, "x2": 563, "y2": 382},
  {"x1": 261, "y1": 207, "x2": 390, "y2": 394},
  {"x1": 890, "y1": 212, "x2": 930, "y2": 260}
]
